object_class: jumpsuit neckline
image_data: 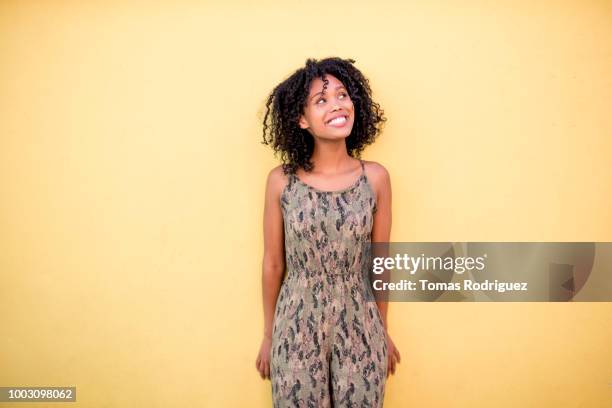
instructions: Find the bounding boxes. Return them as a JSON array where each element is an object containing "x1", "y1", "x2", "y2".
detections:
[{"x1": 292, "y1": 159, "x2": 366, "y2": 194}]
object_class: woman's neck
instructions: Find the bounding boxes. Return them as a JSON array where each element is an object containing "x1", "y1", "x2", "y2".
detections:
[{"x1": 310, "y1": 141, "x2": 357, "y2": 174}]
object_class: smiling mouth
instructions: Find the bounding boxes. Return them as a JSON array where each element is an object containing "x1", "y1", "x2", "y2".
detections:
[{"x1": 326, "y1": 116, "x2": 348, "y2": 126}]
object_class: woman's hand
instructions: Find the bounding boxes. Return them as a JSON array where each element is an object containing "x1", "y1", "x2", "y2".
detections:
[
  {"x1": 255, "y1": 335, "x2": 272, "y2": 380},
  {"x1": 386, "y1": 331, "x2": 401, "y2": 378}
]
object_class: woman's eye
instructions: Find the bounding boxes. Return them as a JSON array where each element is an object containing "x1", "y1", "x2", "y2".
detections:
[{"x1": 316, "y1": 92, "x2": 348, "y2": 105}]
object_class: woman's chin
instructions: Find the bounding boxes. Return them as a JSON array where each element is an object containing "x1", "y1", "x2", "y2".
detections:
[
  {"x1": 318, "y1": 134, "x2": 351, "y2": 142},
  {"x1": 319, "y1": 127, "x2": 354, "y2": 140}
]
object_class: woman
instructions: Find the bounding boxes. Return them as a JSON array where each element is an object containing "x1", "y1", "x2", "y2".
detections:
[{"x1": 256, "y1": 57, "x2": 401, "y2": 407}]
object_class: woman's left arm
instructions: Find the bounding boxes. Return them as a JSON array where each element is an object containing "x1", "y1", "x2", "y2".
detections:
[
  {"x1": 369, "y1": 162, "x2": 401, "y2": 377},
  {"x1": 370, "y1": 162, "x2": 391, "y2": 328}
]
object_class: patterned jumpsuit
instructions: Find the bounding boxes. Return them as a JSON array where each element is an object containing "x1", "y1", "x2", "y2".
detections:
[{"x1": 270, "y1": 160, "x2": 388, "y2": 407}]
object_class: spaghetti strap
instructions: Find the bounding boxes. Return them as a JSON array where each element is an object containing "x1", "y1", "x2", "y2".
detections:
[
  {"x1": 289, "y1": 172, "x2": 298, "y2": 188},
  {"x1": 359, "y1": 159, "x2": 365, "y2": 175}
]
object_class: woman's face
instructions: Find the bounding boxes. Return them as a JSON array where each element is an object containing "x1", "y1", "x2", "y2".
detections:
[{"x1": 298, "y1": 74, "x2": 355, "y2": 141}]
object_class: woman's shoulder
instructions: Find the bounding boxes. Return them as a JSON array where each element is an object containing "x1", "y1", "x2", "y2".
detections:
[
  {"x1": 362, "y1": 160, "x2": 391, "y2": 198},
  {"x1": 265, "y1": 164, "x2": 291, "y2": 195},
  {"x1": 362, "y1": 160, "x2": 390, "y2": 182}
]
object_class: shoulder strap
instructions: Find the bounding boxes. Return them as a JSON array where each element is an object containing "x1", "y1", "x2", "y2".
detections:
[{"x1": 286, "y1": 172, "x2": 294, "y2": 184}]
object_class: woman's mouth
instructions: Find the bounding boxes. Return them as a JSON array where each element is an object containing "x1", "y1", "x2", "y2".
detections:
[{"x1": 326, "y1": 116, "x2": 348, "y2": 127}]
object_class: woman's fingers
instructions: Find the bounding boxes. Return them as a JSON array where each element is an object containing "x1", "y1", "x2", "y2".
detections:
[
  {"x1": 384, "y1": 337, "x2": 400, "y2": 378},
  {"x1": 256, "y1": 354, "x2": 270, "y2": 380},
  {"x1": 256, "y1": 337, "x2": 273, "y2": 380},
  {"x1": 256, "y1": 357, "x2": 265, "y2": 379},
  {"x1": 264, "y1": 360, "x2": 270, "y2": 379},
  {"x1": 385, "y1": 347, "x2": 400, "y2": 377}
]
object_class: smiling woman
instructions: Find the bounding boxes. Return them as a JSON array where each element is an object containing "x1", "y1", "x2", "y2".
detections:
[
  {"x1": 262, "y1": 57, "x2": 386, "y2": 175},
  {"x1": 257, "y1": 57, "x2": 400, "y2": 407},
  {"x1": 300, "y1": 76, "x2": 354, "y2": 135}
]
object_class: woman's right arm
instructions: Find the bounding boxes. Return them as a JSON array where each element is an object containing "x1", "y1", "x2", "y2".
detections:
[{"x1": 255, "y1": 166, "x2": 286, "y2": 380}]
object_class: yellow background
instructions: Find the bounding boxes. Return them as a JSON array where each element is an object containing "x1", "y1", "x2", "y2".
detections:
[{"x1": 1, "y1": 1, "x2": 611, "y2": 406}]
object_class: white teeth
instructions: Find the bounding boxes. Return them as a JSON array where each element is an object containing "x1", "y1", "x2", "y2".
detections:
[{"x1": 328, "y1": 116, "x2": 347, "y2": 125}]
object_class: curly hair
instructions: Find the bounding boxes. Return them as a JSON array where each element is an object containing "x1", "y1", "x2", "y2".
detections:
[{"x1": 261, "y1": 57, "x2": 386, "y2": 175}]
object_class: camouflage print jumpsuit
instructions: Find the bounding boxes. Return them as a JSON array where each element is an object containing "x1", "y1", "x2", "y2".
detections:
[{"x1": 270, "y1": 160, "x2": 388, "y2": 407}]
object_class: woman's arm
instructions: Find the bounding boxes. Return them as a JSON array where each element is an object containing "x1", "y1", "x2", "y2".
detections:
[
  {"x1": 256, "y1": 166, "x2": 286, "y2": 380},
  {"x1": 261, "y1": 166, "x2": 286, "y2": 337},
  {"x1": 369, "y1": 162, "x2": 392, "y2": 330},
  {"x1": 368, "y1": 161, "x2": 401, "y2": 377}
]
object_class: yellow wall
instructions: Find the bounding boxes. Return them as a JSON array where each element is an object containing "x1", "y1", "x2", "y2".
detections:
[{"x1": 1, "y1": 1, "x2": 611, "y2": 406}]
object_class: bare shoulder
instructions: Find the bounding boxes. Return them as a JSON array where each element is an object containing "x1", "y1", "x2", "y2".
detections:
[
  {"x1": 363, "y1": 160, "x2": 391, "y2": 186},
  {"x1": 266, "y1": 164, "x2": 290, "y2": 196}
]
